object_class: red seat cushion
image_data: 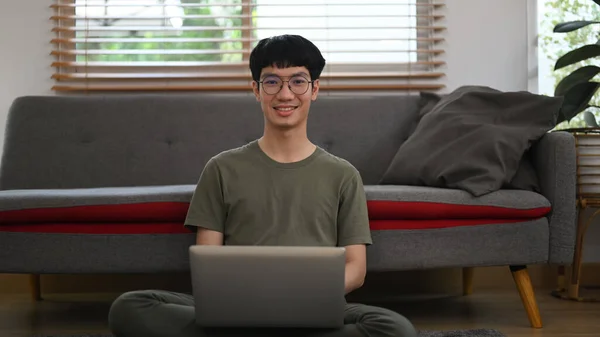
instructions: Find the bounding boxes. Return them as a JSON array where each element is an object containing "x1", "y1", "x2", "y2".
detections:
[{"x1": 0, "y1": 185, "x2": 551, "y2": 233}]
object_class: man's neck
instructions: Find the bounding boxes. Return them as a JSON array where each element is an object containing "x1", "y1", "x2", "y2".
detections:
[{"x1": 258, "y1": 127, "x2": 316, "y2": 164}]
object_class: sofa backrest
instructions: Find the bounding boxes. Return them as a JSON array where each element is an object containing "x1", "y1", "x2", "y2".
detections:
[{"x1": 0, "y1": 94, "x2": 420, "y2": 189}]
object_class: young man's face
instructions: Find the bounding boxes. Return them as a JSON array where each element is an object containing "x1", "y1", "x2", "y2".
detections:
[{"x1": 252, "y1": 65, "x2": 320, "y2": 132}]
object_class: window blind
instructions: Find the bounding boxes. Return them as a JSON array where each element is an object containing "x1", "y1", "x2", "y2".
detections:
[{"x1": 51, "y1": 0, "x2": 446, "y2": 92}]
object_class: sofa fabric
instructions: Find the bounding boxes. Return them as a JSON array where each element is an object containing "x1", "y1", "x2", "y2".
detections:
[
  {"x1": 0, "y1": 184, "x2": 549, "y2": 216},
  {"x1": 406, "y1": 92, "x2": 442, "y2": 136},
  {"x1": 0, "y1": 94, "x2": 417, "y2": 189},
  {"x1": 0, "y1": 94, "x2": 577, "y2": 274},
  {"x1": 531, "y1": 131, "x2": 577, "y2": 265},
  {"x1": 0, "y1": 185, "x2": 195, "y2": 224},
  {"x1": 0, "y1": 219, "x2": 549, "y2": 274},
  {"x1": 0, "y1": 231, "x2": 196, "y2": 274},
  {"x1": 0, "y1": 185, "x2": 195, "y2": 210},
  {"x1": 368, "y1": 218, "x2": 549, "y2": 271},
  {"x1": 380, "y1": 86, "x2": 563, "y2": 197},
  {"x1": 364, "y1": 185, "x2": 550, "y2": 211}
]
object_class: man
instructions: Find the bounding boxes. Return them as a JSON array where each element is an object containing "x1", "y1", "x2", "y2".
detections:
[{"x1": 108, "y1": 34, "x2": 416, "y2": 337}]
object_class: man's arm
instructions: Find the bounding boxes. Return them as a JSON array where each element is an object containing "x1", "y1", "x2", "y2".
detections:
[
  {"x1": 344, "y1": 244, "x2": 367, "y2": 294},
  {"x1": 184, "y1": 157, "x2": 227, "y2": 238},
  {"x1": 196, "y1": 228, "x2": 224, "y2": 245},
  {"x1": 337, "y1": 167, "x2": 372, "y2": 295}
]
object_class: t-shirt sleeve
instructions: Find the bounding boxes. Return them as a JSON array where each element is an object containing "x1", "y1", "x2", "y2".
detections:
[
  {"x1": 184, "y1": 157, "x2": 226, "y2": 233},
  {"x1": 337, "y1": 167, "x2": 373, "y2": 246}
]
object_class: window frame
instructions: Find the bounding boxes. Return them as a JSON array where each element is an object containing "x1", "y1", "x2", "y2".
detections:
[{"x1": 50, "y1": 0, "x2": 447, "y2": 93}]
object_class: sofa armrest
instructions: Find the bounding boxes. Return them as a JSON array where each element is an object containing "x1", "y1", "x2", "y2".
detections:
[{"x1": 531, "y1": 131, "x2": 577, "y2": 265}]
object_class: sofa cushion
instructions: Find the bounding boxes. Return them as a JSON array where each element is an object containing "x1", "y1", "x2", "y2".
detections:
[
  {"x1": 0, "y1": 184, "x2": 550, "y2": 234},
  {"x1": 0, "y1": 222, "x2": 189, "y2": 234},
  {"x1": 365, "y1": 185, "x2": 551, "y2": 220},
  {"x1": 380, "y1": 85, "x2": 563, "y2": 196},
  {"x1": 0, "y1": 185, "x2": 195, "y2": 224}
]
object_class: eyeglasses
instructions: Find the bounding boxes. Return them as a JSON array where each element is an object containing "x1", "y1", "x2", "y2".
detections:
[{"x1": 258, "y1": 75, "x2": 313, "y2": 95}]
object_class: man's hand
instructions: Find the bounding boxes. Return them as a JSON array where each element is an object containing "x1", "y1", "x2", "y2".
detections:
[
  {"x1": 344, "y1": 244, "x2": 367, "y2": 294},
  {"x1": 196, "y1": 228, "x2": 224, "y2": 245}
]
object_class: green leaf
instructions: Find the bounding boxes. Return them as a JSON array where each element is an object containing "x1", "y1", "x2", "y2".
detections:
[
  {"x1": 584, "y1": 110, "x2": 600, "y2": 127},
  {"x1": 560, "y1": 82, "x2": 600, "y2": 122},
  {"x1": 555, "y1": 65, "x2": 600, "y2": 96},
  {"x1": 555, "y1": 45, "x2": 600, "y2": 70},
  {"x1": 554, "y1": 21, "x2": 600, "y2": 33},
  {"x1": 595, "y1": 0, "x2": 600, "y2": 6}
]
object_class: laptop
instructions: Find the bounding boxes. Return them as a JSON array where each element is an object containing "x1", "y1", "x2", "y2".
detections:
[{"x1": 189, "y1": 245, "x2": 346, "y2": 328}]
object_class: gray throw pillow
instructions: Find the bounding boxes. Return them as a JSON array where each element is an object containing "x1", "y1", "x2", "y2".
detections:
[
  {"x1": 414, "y1": 90, "x2": 543, "y2": 193},
  {"x1": 380, "y1": 85, "x2": 563, "y2": 196},
  {"x1": 505, "y1": 150, "x2": 541, "y2": 192},
  {"x1": 406, "y1": 92, "x2": 443, "y2": 136}
]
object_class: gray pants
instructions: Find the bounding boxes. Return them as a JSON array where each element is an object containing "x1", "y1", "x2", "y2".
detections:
[{"x1": 108, "y1": 290, "x2": 417, "y2": 337}]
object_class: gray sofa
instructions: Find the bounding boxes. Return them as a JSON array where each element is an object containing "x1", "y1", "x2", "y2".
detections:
[{"x1": 0, "y1": 93, "x2": 576, "y2": 328}]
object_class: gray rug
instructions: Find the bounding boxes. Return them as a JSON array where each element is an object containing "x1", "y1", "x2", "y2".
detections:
[
  {"x1": 32, "y1": 329, "x2": 506, "y2": 337},
  {"x1": 419, "y1": 329, "x2": 506, "y2": 337}
]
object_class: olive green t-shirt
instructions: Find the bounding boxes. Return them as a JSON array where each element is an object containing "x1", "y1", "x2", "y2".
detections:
[{"x1": 184, "y1": 140, "x2": 372, "y2": 247}]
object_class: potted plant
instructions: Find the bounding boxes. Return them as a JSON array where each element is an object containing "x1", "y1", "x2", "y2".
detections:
[{"x1": 552, "y1": 0, "x2": 600, "y2": 128}]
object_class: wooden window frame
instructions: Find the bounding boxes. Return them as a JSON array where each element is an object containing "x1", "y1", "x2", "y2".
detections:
[{"x1": 50, "y1": 0, "x2": 446, "y2": 93}]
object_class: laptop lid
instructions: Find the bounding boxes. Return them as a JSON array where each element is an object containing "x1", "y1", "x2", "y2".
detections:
[{"x1": 189, "y1": 245, "x2": 346, "y2": 328}]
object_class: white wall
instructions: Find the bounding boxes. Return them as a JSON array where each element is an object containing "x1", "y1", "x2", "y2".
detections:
[
  {"x1": 0, "y1": 0, "x2": 53, "y2": 155},
  {"x1": 1, "y1": 0, "x2": 597, "y2": 262},
  {"x1": 442, "y1": 0, "x2": 530, "y2": 93}
]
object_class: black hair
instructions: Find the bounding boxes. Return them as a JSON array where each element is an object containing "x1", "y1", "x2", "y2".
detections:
[{"x1": 249, "y1": 34, "x2": 326, "y2": 83}]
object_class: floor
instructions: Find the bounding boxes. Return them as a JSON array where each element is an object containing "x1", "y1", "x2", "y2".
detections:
[{"x1": 1, "y1": 288, "x2": 599, "y2": 337}]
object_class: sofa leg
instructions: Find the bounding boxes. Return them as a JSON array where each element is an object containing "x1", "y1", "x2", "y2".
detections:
[
  {"x1": 30, "y1": 274, "x2": 41, "y2": 301},
  {"x1": 510, "y1": 265, "x2": 542, "y2": 328},
  {"x1": 462, "y1": 267, "x2": 474, "y2": 295}
]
